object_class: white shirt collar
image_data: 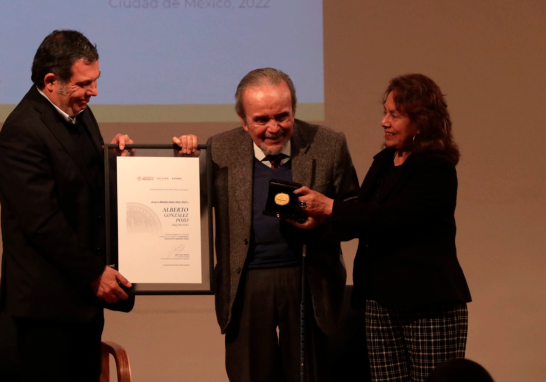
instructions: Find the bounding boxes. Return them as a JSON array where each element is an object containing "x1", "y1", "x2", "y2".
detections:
[
  {"x1": 37, "y1": 86, "x2": 81, "y2": 124},
  {"x1": 254, "y1": 140, "x2": 291, "y2": 168}
]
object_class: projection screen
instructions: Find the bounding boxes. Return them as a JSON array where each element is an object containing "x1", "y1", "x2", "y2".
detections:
[{"x1": 0, "y1": 0, "x2": 324, "y2": 122}]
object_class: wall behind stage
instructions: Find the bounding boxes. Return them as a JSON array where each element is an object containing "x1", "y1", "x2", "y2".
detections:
[{"x1": 1, "y1": 1, "x2": 545, "y2": 381}]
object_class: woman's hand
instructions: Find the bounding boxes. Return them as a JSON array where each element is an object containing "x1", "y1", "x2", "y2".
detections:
[{"x1": 294, "y1": 186, "x2": 334, "y2": 219}]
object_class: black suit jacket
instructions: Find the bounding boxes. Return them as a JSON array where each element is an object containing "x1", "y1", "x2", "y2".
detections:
[
  {"x1": 0, "y1": 86, "x2": 132, "y2": 322},
  {"x1": 332, "y1": 148, "x2": 471, "y2": 308}
]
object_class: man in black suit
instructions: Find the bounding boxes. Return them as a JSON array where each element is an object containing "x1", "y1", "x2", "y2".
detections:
[{"x1": 0, "y1": 30, "x2": 134, "y2": 382}]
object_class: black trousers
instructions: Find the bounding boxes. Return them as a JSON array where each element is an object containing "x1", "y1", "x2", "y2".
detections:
[
  {"x1": 13, "y1": 309, "x2": 104, "y2": 382},
  {"x1": 225, "y1": 267, "x2": 329, "y2": 382}
]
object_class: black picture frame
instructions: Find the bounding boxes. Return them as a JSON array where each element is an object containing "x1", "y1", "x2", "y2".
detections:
[{"x1": 104, "y1": 144, "x2": 214, "y2": 295}]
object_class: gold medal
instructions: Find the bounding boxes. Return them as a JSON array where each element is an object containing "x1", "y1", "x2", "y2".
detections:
[{"x1": 274, "y1": 192, "x2": 290, "y2": 206}]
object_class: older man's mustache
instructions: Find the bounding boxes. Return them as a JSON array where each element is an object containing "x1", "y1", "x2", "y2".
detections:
[{"x1": 265, "y1": 130, "x2": 285, "y2": 139}]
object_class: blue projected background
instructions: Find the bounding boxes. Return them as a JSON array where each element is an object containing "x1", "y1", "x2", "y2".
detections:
[{"x1": 0, "y1": 0, "x2": 324, "y2": 106}]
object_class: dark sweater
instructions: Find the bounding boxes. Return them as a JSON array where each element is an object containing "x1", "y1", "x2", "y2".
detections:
[{"x1": 246, "y1": 158, "x2": 301, "y2": 269}]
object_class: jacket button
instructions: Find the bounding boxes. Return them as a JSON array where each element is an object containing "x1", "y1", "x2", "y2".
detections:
[
  {"x1": 236, "y1": 267, "x2": 242, "y2": 274},
  {"x1": 244, "y1": 238, "x2": 249, "y2": 245}
]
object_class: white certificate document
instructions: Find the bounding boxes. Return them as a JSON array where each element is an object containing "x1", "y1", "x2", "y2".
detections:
[{"x1": 116, "y1": 156, "x2": 202, "y2": 284}]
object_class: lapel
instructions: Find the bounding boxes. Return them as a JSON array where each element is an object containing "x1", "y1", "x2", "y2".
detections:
[
  {"x1": 229, "y1": 129, "x2": 254, "y2": 226},
  {"x1": 80, "y1": 107, "x2": 104, "y2": 154},
  {"x1": 28, "y1": 87, "x2": 102, "y2": 197},
  {"x1": 290, "y1": 122, "x2": 314, "y2": 187},
  {"x1": 365, "y1": 148, "x2": 411, "y2": 204}
]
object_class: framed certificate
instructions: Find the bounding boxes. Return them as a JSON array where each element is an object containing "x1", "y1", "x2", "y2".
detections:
[{"x1": 103, "y1": 144, "x2": 213, "y2": 295}]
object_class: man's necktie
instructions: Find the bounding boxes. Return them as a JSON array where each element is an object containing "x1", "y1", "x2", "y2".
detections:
[{"x1": 266, "y1": 154, "x2": 286, "y2": 169}]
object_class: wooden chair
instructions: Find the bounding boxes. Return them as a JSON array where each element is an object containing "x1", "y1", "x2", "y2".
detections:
[{"x1": 100, "y1": 341, "x2": 132, "y2": 382}]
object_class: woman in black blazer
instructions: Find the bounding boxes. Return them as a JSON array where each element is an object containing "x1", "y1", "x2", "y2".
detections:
[{"x1": 293, "y1": 74, "x2": 471, "y2": 382}]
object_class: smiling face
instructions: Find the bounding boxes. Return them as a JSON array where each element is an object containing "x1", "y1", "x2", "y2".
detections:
[
  {"x1": 239, "y1": 81, "x2": 295, "y2": 155},
  {"x1": 381, "y1": 91, "x2": 419, "y2": 152},
  {"x1": 44, "y1": 59, "x2": 100, "y2": 117}
]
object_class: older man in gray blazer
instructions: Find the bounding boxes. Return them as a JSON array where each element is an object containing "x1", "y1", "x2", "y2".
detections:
[{"x1": 175, "y1": 68, "x2": 359, "y2": 382}]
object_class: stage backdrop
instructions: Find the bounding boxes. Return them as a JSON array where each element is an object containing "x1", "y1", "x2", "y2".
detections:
[{"x1": 1, "y1": 1, "x2": 545, "y2": 381}]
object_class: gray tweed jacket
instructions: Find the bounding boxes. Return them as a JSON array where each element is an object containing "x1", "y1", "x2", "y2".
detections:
[{"x1": 208, "y1": 119, "x2": 359, "y2": 335}]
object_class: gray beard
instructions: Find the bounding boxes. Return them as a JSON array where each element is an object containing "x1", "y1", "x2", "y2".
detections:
[{"x1": 260, "y1": 141, "x2": 287, "y2": 156}]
